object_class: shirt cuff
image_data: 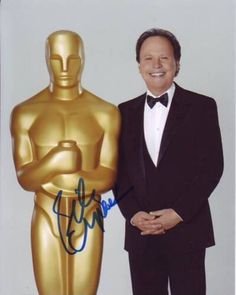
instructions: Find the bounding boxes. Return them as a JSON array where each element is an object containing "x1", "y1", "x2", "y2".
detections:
[{"x1": 130, "y1": 216, "x2": 136, "y2": 226}]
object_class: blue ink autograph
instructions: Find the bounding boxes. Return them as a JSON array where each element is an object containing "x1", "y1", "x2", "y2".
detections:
[{"x1": 53, "y1": 178, "x2": 132, "y2": 255}]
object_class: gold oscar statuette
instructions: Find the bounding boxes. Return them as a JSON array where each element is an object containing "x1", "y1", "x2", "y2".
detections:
[{"x1": 10, "y1": 30, "x2": 120, "y2": 295}]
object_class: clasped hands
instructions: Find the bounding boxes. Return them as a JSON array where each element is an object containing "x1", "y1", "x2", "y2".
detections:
[{"x1": 131, "y1": 209, "x2": 183, "y2": 235}]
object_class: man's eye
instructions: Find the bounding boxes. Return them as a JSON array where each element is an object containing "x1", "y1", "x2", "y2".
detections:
[{"x1": 161, "y1": 56, "x2": 168, "y2": 60}]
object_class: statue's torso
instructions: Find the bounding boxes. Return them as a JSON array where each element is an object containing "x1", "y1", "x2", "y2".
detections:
[{"x1": 19, "y1": 89, "x2": 113, "y2": 197}]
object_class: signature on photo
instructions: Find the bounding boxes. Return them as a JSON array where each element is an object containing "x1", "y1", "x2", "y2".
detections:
[{"x1": 53, "y1": 177, "x2": 132, "y2": 255}]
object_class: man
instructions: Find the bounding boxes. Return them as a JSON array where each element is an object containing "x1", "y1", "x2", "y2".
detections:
[
  {"x1": 11, "y1": 30, "x2": 120, "y2": 295},
  {"x1": 114, "y1": 28, "x2": 223, "y2": 295}
]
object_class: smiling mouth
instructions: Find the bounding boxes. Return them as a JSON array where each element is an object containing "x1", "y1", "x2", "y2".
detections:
[{"x1": 149, "y1": 72, "x2": 165, "y2": 77}]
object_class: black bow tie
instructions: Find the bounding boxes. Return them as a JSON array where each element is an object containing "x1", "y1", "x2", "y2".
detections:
[{"x1": 147, "y1": 93, "x2": 168, "y2": 108}]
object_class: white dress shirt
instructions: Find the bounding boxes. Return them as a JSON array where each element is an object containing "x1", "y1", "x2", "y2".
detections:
[{"x1": 144, "y1": 83, "x2": 175, "y2": 166}]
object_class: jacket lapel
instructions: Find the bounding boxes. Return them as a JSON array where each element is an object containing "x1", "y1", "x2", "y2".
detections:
[
  {"x1": 128, "y1": 94, "x2": 147, "y2": 193},
  {"x1": 126, "y1": 85, "x2": 191, "y2": 193},
  {"x1": 157, "y1": 84, "x2": 192, "y2": 167}
]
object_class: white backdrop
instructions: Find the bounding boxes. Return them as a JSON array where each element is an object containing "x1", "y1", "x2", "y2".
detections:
[{"x1": 1, "y1": 0, "x2": 235, "y2": 294}]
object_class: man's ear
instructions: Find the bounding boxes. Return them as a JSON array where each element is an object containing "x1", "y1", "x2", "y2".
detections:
[{"x1": 175, "y1": 61, "x2": 180, "y2": 76}]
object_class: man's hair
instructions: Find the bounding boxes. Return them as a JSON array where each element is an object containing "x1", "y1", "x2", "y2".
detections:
[{"x1": 136, "y1": 28, "x2": 181, "y2": 63}]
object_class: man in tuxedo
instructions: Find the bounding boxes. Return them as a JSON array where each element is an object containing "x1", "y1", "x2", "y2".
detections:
[{"x1": 114, "y1": 28, "x2": 224, "y2": 295}]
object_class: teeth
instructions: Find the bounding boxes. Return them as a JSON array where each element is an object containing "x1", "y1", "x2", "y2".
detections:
[{"x1": 150, "y1": 72, "x2": 164, "y2": 77}]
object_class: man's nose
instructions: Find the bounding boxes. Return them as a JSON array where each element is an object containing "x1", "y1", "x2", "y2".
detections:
[{"x1": 152, "y1": 58, "x2": 161, "y2": 68}]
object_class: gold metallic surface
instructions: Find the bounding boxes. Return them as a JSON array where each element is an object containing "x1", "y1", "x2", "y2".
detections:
[{"x1": 11, "y1": 30, "x2": 120, "y2": 295}]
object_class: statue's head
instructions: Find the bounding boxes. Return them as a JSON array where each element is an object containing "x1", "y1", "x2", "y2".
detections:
[{"x1": 46, "y1": 30, "x2": 84, "y2": 88}]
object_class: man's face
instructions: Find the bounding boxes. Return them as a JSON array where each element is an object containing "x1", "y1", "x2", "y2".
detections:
[
  {"x1": 47, "y1": 34, "x2": 84, "y2": 88},
  {"x1": 139, "y1": 36, "x2": 179, "y2": 96}
]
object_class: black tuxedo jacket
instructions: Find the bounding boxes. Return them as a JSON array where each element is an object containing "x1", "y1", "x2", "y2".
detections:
[{"x1": 114, "y1": 84, "x2": 224, "y2": 254}]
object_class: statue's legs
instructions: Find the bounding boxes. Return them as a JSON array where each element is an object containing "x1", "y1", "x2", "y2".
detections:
[{"x1": 31, "y1": 194, "x2": 103, "y2": 295}]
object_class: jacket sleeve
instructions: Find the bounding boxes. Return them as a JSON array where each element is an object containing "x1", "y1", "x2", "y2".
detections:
[
  {"x1": 113, "y1": 104, "x2": 141, "y2": 221},
  {"x1": 172, "y1": 99, "x2": 224, "y2": 222}
]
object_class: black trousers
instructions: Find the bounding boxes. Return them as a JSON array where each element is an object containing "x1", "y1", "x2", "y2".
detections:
[{"x1": 128, "y1": 247, "x2": 206, "y2": 295}]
